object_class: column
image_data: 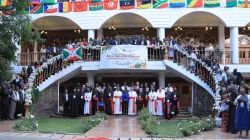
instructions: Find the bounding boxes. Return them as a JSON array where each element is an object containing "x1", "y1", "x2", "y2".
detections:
[
  {"x1": 97, "y1": 28, "x2": 103, "y2": 39},
  {"x1": 230, "y1": 27, "x2": 239, "y2": 64},
  {"x1": 157, "y1": 28, "x2": 165, "y2": 41},
  {"x1": 88, "y1": 29, "x2": 95, "y2": 41},
  {"x1": 87, "y1": 72, "x2": 95, "y2": 86},
  {"x1": 218, "y1": 24, "x2": 225, "y2": 63},
  {"x1": 158, "y1": 71, "x2": 166, "y2": 88},
  {"x1": 34, "y1": 41, "x2": 38, "y2": 62}
]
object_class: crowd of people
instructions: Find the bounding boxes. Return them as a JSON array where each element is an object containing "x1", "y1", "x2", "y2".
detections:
[{"x1": 62, "y1": 82, "x2": 180, "y2": 120}]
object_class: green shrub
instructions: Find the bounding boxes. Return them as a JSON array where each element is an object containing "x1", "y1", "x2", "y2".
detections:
[{"x1": 14, "y1": 115, "x2": 38, "y2": 132}]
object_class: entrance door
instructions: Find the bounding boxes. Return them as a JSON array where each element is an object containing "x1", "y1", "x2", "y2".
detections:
[{"x1": 174, "y1": 83, "x2": 192, "y2": 108}]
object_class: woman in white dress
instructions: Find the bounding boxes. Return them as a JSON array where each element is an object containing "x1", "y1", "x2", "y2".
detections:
[
  {"x1": 128, "y1": 87, "x2": 137, "y2": 115},
  {"x1": 113, "y1": 87, "x2": 122, "y2": 115},
  {"x1": 84, "y1": 88, "x2": 92, "y2": 115},
  {"x1": 156, "y1": 87, "x2": 165, "y2": 116},
  {"x1": 148, "y1": 88, "x2": 157, "y2": 115}
]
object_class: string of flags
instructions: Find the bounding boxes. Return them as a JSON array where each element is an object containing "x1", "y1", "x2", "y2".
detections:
[{"x1": 1, "y1": 0, "x2": 250, "y2": 15}]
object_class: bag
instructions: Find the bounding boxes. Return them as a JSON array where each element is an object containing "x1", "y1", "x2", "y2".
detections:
[{"x1": 215, "y1": 117, "x2": 222, "y2": 127}]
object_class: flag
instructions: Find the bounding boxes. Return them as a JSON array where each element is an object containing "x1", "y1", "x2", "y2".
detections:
[
  {"x1": 169, "y1": 0, "x2": 185, "y2": 7},
  {"x1": 0, "y1": 6, "x2": 16, "y2": 15},
  {"x1": 89, "y1": 2, "x2": 104, "y2": 11},
  {"x1": 30, "y1": 4, "x2": 43, "y2": 14},
  {"x1": 0, "y1": 0, "x2": 11, "y2": 6},
  {"x1": 220, "y1": 0, "x2": 236, "y2": 7},
  {"x1": 31, "y1": 0, "x2": 41, "y2": 4},
  {"x1": 153, "y1": 0, "x2": 168, "y2": 8},
  {"x1": 41, "y1": 0, "x2": 56, "y2": 4},
  {"x1": 238, "y1": 0, "x2": 250, "y2": 7},
  {"x1": 73, "y1": 1, "x2": 87, "y2": 12},
  {"x1": 187, "y1": 0, "x2": 202, "y2": 7},
  {"x1": 103, "y1": 0, "x2": 118, "y2": 10},
  {"x1": 63, "y1": 48, "x2": 82, "y2": 61},
  {"x1": 204, "y1": 0, "x2": 220, "y2": 7},
  {"x1": 120, "y1": 0, "x2": 135, "y2": 9},
  {"x1": 44, "y1": 3, "x2": 58, "y2": 13},
  {"x1": 137, "y1": 0, "x2": 152, "y2": 9},
  {"x1": 58, "y1": 2, "x2": 72, "y2": 12}
]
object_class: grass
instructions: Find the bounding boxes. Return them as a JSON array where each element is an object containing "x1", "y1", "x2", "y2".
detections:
[
  {"x1": 154, "y1": 121, "x2": 184, "y2": 138},
  {"x1": 37, "y1": 118, "x2": 82, "y2": 134}
]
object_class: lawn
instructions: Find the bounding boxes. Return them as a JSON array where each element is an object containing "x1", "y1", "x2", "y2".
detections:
[
  {"x1": 155, "y1": 121, "x2": 184, "y2": 138},
  {"x1": 38, "y1": 118, "x2": 83, "y2": 134}
]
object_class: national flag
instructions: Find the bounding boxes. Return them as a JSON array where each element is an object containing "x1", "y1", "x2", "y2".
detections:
[
  {"x1": 0, "y1": 0, "x2": 11, "y2": 6},
  {"x1": 73, "y1": 1, "x2": 87, "y2": 12},
  {"x1": 238, "y1": 0, "x2": 250, "y2": 7},
  {"x1": 44, "y1": 3, "x2": 58, "y2": 13},
  {"x1": 169, "y1": 0, "x2": 185, "y2": 7},
  {"x1": 0, "y1": 6, "x2": 16, "y2": 15},
  {"x1": 30, "y1": 4, "x2": 43, "y2": 14},
  {"x1": 89, "y1": 2, "x2": 104, "y2": 11},
  {"x1": 41, "y1": 0, "x2": 56, "y2": 4},
  {"x1": 153, "y1": 0, "x2": 168, "y2": 8},
  {"x1": 220, "y1": 0, "x2": 236, "y2": 7},
  {"x1": 103, "y1": 0, "x2": 118, "y2": 10},
  {"x1": 62, "y1": 48, "x2": 83, "y2": 61},
  {"x1": 120, "y1": 0, "x2": 135, "y2": 9},
  {"x1": 137, "y1": 0, "x2": 152, "y2": 9},
  {"x1": 187, "y1": 0, "x2": 202, "y2": 7},
  {"x1": 31, "y1": 0, "x2": 41, "y2": 4},
  {"x1": 204, "y1": 0, "x2": 220, "y2": 7},
  {"x1": 58, "y1": 2, "x2": 72, "y2": 12}
]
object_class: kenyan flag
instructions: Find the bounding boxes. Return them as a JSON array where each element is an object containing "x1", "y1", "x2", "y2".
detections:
[{"x1": 62, "y1": 48, "x2": 82, "y2": 61}]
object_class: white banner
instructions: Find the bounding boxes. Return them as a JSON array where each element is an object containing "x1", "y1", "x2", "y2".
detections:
[{"x1": 100, "y1": 45, "x2": 148, "y2": 69}]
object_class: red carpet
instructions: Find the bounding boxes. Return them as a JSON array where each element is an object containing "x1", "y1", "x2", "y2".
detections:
[{"x1": 62, "y1": 137, "x2": 110, "y2": 140}]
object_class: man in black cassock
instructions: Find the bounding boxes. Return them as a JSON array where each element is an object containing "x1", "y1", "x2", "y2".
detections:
[
  {"x1": 78, "y1": 88, "x2": 85, "y2": 116},
  {"x1": 69, "y1": 88, "x2": 79, "y2": 118},
  {"x1": 1, "y1": 85, "x2": 11, "y2": 120},
  {"x1": 62, "y1": 89, "x2": 69, "y2": 118},
  {"x1": 104, "y1": 85, "x2": 113, "y2": 115},
  {"x1": 92, "y1": 87, "x2": 98, "y2": 115},
  {"x1": 226, "y1": 87, "x2": 238, "y2": 134},
  {"x1": 165, "y1": 90, "x2": 174, "y2": 120},
  {"x1": 76, "y1": 82, "x2": 82, "y2": 94},
  {"x1": 143, "y1": 87, "x2": 149, "y2": 108},
  {"x1": 171, "y1": 87, "x2": 180, "y2": 117},
  {"x1": 137, "y1": 88, "x2": 144, "y2": 112}
]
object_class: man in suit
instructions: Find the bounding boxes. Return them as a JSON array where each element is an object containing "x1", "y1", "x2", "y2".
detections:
[
  {"x1": 133, "y1": 37, "x2": 141, "y2": 45},
  {"x1": 1, "y1": 85, "x2": 11, "y2": 120},
  {"x1": 62, "y1": 89, "x2": 69, "y2": 118},
  {"x1": 157, "y1": 37, "x2": 163, "y2": 45}
]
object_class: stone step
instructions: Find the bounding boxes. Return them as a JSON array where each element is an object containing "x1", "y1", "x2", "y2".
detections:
[
  {"x1": 173, "y1": 117, "x2": 191, "y2": 120},
  {"x1": 177, "y1": 114, "x2": 192, "y2": 118}
]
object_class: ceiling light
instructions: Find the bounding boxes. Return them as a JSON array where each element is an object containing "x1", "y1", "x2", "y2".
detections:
[
  {"x1": 142, "y1": 28, "x2": 144, "y2": 31},
  {"x1": 74, "y1": 30, "x2": 76, "y2": 32}
]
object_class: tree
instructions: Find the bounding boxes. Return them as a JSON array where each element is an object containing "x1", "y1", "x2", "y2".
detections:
[{"x1": 0, "y1": 0, "x2": 41, "y2": 81}]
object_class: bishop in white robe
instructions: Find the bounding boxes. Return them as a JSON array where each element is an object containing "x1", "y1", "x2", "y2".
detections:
[
  {"x1": 84, "y1": 88, "x2": 92, "y2": 115},
  {"x1": 128, "y1": 87, "x2": 137, "y2": 115},
  {"x1": 113, "y1": 87, "x2": 122, "y2": 115},
  {"x1": 148, "y1": 90, "x2": 157, "y2": 115},
  {"x1": 156, "y1": 87, "x2": 165, "y2": 116}
]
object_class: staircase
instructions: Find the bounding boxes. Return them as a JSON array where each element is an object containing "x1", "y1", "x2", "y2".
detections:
[{"x1": 174, "y1": 108, "x2": 192, "y2": 120}]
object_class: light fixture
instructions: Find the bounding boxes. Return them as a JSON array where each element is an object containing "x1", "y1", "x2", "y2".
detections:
[
  {"x1": 40, "y1": 22, "x2": 47, "y2": 34},
  {"x1": 142, "y1": 20, "x2": 149, "y2": 31},
  {"x1": 74, "y1": 30, "x2": 76, "y2": 32},
  {"x1": 78, "y1": 29, "x2": 80, "y2": 33},
  {"x1": 175, "y1": 20, "x2": 182, "y2": 31},
  {"x1": 109, "y1": 20, "x2": 116, "y2": 30},
  {"x1": 248, "y1": 26, "x2": 250, "y2": 30},
  {"x1": 205, "y1": 17, "x2": 212, "y2": 31}
]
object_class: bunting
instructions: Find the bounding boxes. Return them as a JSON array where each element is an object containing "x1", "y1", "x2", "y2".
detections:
[
  {"x1": 58, "y1": 2, "x2": 72, "y2": 12},
  {"x1": 44, "y1": 3, "x2": 58, "y2": 13},
  {"x1": 238, "y1": 0, "x2": 250, "y2": 7},
  {"x1": 30, "y1": 4, "x2": 43, "y2": 14},
  {"x1": 204, "y1": 0, "x2": 220, "y2": 7},
  {"x1": 220, "y1": 0, "x2": 237, "y2": 7},
  {"x1": 31, "y1": 0, "x2": 41, "y2": 4},
  {"x1": 187, "y1": 0, "x2": 202, "y2": 7},
  {"x1": 41, "y1": 0, "x2": 56, "y2": 4},
  {"x1": 137, "y1": 0, "x2": 152, "y2": 9},
  {"x1": 0, "y1": 0, "x2": 11, "y2": 6},
  {"x1": 169, "y1": 0, "x2": 185, "y2": 7},
  {"x1": 120, "y1": 0, "x2": 135, "y2": 9},
  {"x1": 153, "y1": 0, "x2": 168, "y2": 8},
  {"x1": 73, "y1": 1, "x2": 87, "y2": 12},
  {"x1": 0, "y1": 6, "x2": 16, "y2": 15},
  {"x1": 89, "y1": 2, "x2": 104, "y2": 11},
  {"x1": 104, "y1": 0, "x2": 118, "y2": 10}
]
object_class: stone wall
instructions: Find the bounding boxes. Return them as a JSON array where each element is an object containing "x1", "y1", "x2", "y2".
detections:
[
  {"x1": 33, "y1": 83, "x2": 58, "y2": 117},
  {"x1": 192, "y1": 82, "x2": 215, "y2": 117}
]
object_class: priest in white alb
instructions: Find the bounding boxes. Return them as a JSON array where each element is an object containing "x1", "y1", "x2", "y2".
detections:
[
  {"x1": 148, "y1": 88, "x2": 157, "y2": 115},
  {"x1": 156, "y1": 87, "x2": 165, "y2": 116},
  {"x1": 128, "y1": 87, "x2": 137, "y2": 115},
  {"x1": 84, "y1": 88, "x2": 92, "y2": 115},
  {"x1": 113, "y1": 87, "x2": 122, "y2": 115}
]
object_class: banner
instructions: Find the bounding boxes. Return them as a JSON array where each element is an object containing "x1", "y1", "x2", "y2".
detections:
[
  {"x1": 137, "y1": 0, "x2": 152, "y2": 9},
  {"x1": 204, "y1": 0, "x2": 220, "y2": 7},
  {"x1": 41, "y1": 0, "x2": 56, "y2": 4},
  {"x1": 104, "y1": 0, "x2": 118, "y2": 10},
  {"x1": 31, "y1": 0, "x2": 41, "y2": 4},
  {"x1": 169, "y1": 0, "x2": 185, "y2": 7},
  {"x1": 100, "y1": 45, "x2": 147, "y2": 69},
  {"x1": 120, "y1": 0, "x2": 135, "y2": 10},
  {"x1": 74, "y1": 1, "x2": 87, "y2": 12},
  {"x1": 220, "y1": 0, "x2": 237, "y2": 7},
  {"x1": 153, "y1": 0, "x2": 168, "y2": 8},
  {"x1": 58, "y1": 2, "x2": 72, "y2": 12},
  {"x1": 187, "y1": 0, "x2": 202, "y2": 7},
  {"x1": 63, "y1": 48, "x2": 82, "y2": 61},
  {"x1": 238, "y1": 0, "x2": 250, "y2": 7}
]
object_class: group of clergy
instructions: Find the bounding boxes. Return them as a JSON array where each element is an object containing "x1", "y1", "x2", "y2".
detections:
[{"x1": 62, "y1": 82, "x2": 180, "y2": 119}]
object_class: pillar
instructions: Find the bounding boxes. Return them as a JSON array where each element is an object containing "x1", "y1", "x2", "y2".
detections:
[
  {"x1": 87, "y1": 72, "x2": 95, "y2": 87},
  {"x1": 218, "y1": 24, "x2": 225, "y2": 63},
  {"x1": 157, "y1": 28, "x2": 165, "y2": 41},
  {"x1": 88, "y1": 29, "x2": 95, "y2": 41},
  {"x1": 34, "y1": 41, "x2": 38, "y2": 62},
  {"x1": 97, "y1": 28, "x2": 103, "y2": 39},
  {"x1": 158, "y1": 71, "x2": 166, "y2": 88},
  {"x1": 96, "y1": 75, "x2": 102, "y2": 83},
  {"x1": 230, "y1": 27, "x2": 239, "y2": 64}
]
